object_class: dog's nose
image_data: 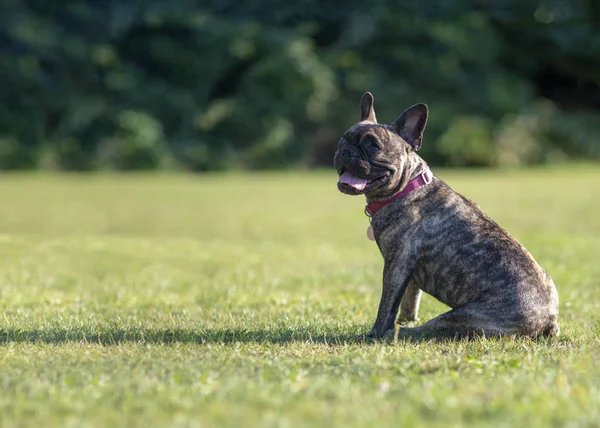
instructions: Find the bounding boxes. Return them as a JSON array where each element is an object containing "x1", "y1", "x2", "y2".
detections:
[
  {"x1": 341, "y1": 145, "x2": 360, "y2": 160},
  {"x1": 334, "y1": 146, "x2": 362, "y2": 174}
]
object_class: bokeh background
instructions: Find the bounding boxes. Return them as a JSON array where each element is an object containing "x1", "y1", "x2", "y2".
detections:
[{"x1": 1, "y1": 0, "x2": 599, "y2": 171}]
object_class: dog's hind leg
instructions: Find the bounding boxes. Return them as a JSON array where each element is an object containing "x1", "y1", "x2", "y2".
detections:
[
  {"x1": 397, "y1": 280, "x2": 422, "y2": 323},
  {"x1": 390, "y1": 302, "x2": 514, "y2": 339}
]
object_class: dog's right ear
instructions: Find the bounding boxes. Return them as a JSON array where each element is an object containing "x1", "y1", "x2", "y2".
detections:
[{"x1": 360, "y1": 92, "x2": 377, "y2": 123}]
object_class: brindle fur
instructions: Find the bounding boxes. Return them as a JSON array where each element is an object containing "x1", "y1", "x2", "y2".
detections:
[{"x1": 334, "y1": 92, "x2": 559, "y2": 339}]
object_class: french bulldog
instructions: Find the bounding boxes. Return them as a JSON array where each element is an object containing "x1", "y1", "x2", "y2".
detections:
[{"x1": 334, "y1": 92, "x2": 559, "y2": 339}]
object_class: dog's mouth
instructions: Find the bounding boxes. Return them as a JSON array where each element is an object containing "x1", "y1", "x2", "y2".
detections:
[{"x1": 338, "y1": 169, "x2": 390, "y2": 194}]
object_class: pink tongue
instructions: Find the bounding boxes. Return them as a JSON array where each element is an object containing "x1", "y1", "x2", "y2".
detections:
[{"x1": 339, "y1": 172, "x2": 367, "y2": 190}]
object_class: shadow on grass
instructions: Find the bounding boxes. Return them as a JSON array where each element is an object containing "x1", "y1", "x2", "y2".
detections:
[
  {"x1": 0, "y1": 327, "x2": 374, "y2": 346},
  {"x1": 0, "y1": 327, "x2": 567, "y2": 346}
]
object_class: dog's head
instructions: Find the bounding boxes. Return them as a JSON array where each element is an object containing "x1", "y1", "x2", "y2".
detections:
[{"x1": 334, "y1": 92, "x2": 428, "y2": 200}]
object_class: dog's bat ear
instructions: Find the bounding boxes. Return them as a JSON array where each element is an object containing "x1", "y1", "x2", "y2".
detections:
[
  {"x1": 360, "y1": 92, "x2": 377, "y2": 123},
  {"x1": 392, "y1": 103, "x2": 428, "y2": 151}
]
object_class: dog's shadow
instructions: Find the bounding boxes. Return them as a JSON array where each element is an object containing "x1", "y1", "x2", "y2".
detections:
[
  {"x1": 0, "y1": 326, "x2": 385, "y2": 346},
  {"x1": 0, "y1": 326, "x2": 561, "y2": 346}
]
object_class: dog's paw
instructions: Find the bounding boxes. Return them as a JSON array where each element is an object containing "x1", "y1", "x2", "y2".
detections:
[
  {"x1": 397, "y1": 314, "x2": 419, "y2": 323},
  {"x1": 364, "y1": 329, "x2": 376, "y2": 339},
  {"x1": 364, "y1": 329, "x2": 387, "y2": 340},
  {"x1": 364, "y1": 327, "x2": 396, "y2": 341}
]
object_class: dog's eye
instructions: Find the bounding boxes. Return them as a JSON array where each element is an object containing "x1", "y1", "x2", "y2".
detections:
[{"x1": 366, "y1": 139, "x2": 380, "y2": 152}]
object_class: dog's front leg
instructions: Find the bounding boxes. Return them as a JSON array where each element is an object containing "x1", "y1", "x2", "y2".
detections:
[{"x1": 367, "y1": 259, "x2": 415, "y2": 338}]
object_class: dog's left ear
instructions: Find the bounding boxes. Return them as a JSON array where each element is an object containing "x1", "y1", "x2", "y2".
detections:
[
  {"x1": 360, "y1": 92, "x2": 377, "y2": 123},
  {"x1": 392, "y1": 104, "x2": 428, "y2": 151}
]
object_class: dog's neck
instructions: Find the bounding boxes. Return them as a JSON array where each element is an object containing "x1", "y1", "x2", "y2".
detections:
[{"x1": 366, "y1": 152, "x2": 428, "y2": 204}]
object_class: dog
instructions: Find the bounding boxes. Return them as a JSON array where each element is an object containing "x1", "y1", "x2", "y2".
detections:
[{"x1": 334, "y1": 92, "x2": 559, "y2": 339}]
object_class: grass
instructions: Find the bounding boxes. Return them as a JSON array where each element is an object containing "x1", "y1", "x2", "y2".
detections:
[{"x1": 0, "y1": 166, "x2": 599, "y2": 427}]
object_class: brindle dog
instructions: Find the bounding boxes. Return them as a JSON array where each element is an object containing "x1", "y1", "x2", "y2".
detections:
[{"x1": 334, "y1": 92, "x2": 559, "y2": 339}]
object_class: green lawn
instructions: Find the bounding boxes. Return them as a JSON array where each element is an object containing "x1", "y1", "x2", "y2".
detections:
[{"x1": 0, "y1": 167, "x2": 599, "y2": 427}]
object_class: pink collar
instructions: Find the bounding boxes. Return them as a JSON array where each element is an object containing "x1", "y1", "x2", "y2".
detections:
[{"x1": 365, "y1": 168, "x2": 433, "y2": 217}]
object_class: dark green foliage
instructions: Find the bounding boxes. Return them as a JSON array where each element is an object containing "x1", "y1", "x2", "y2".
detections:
[{"x1": 0, "y1": 0, "x2": 598, "y2": 170}]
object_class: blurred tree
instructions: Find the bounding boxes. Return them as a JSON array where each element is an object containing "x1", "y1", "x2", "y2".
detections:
[{"x1": 0, "y1": 0, "x2": 598, "y2": 170}]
